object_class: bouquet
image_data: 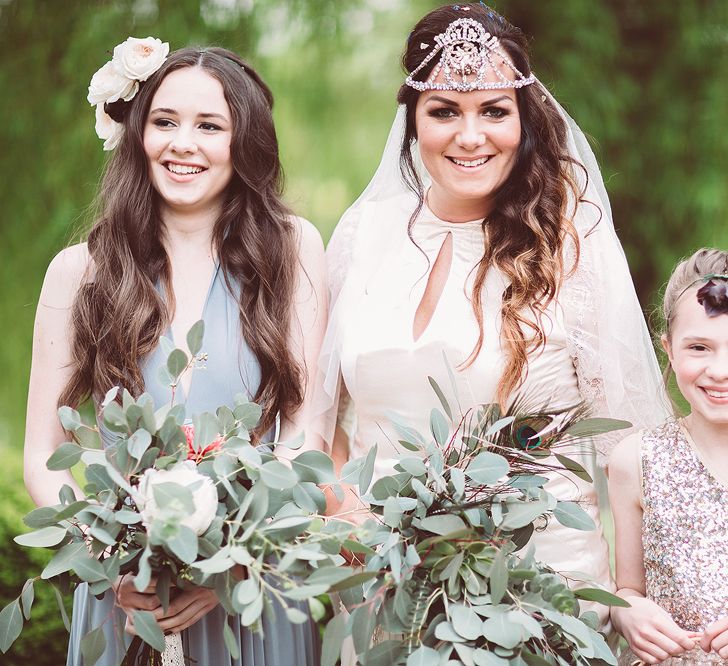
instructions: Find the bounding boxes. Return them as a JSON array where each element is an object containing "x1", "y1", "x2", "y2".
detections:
[
  {"x1": 0, "y1": 322, "x2": 356, "y2": 665},
  {"x1": 322, "y1": 381, "x2": 630, "y2": 666}
]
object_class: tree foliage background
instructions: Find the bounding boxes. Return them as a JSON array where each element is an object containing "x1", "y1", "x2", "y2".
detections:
[{"x1": 0, "y1": 0, "x2": 726, "y2": 662}]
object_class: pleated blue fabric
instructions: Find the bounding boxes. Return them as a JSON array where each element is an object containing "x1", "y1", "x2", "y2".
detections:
[{"x1": 66, "y1": 266, "x2": 321, "y2": 665}]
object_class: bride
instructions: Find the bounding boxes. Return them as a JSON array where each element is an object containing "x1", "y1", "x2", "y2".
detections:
[{"x1": 319, "y1": 1, "x2": 669, "y2": 650}]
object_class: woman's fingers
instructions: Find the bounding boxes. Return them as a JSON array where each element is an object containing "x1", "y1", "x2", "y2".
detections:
[
  {"x1": 114, "y1": 577, "x2": 161, "y2": 612},
  {"x1": 700, "y1": 617, "x2": 728, "y2": 654}
]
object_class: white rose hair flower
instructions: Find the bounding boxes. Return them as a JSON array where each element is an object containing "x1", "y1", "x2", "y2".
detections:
[
  {"x1": 138, "y1": 460, "x2": 218, "y2": 536},
  {"x1": 87, "y1": 61, "x2": 138, "y2": 106},
  {"x1": 94, "y1": 104, "x2": 123, "y2": 151},
  {"x1": 87, "y1": 35, "x2": 169, "y2": 150},
  {"x1": 112, "y1": 37, "x2": 170, "y2": 82}
]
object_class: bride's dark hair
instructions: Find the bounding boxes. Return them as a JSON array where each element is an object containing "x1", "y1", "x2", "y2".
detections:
[
  {"x1": 61, "y1": 47, "x2": 303, "y2": 437},
  {"x1": 397, "y1": 3, "x2": 587, "y2": 407}
]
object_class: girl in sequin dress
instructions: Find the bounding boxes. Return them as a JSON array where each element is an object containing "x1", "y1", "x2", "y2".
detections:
[{"x1": 609, "y1": 248, "x2": 728, "y2": 665}]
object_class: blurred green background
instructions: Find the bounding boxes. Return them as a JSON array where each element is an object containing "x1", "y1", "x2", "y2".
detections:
[{"x1": 1, "y1": 0, "x2": 726, "y2": 662}]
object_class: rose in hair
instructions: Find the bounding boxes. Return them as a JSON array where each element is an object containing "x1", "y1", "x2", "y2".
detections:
[
  {"x1": 697, "y1": 278, "x2": 728, "y2": 317},
  {"x1": 112, "y1": 36, "x2": 169, "y2": 81},
  {"x1": 87, "y1": 60, "x2": 137, "y2": 105},
  {"x1": 94, "y1": 104, "x2": 123, "y2": 151}
]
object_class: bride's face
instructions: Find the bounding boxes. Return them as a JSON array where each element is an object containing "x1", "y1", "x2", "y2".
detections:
[{"x1": 415, "y1": 86, "x2": 521, "y2": 222}]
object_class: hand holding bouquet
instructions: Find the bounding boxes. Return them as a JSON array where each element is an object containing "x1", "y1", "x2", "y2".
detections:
[{"x1": 1, "y1": 322, "x2": 356, "y2": 664}]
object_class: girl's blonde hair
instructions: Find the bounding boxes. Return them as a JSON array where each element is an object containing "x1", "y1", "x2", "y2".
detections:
[
  {"x1": 662, "y1": 247, "x2": 728, "y2": 340},
  {"x1": 660, "y1": 248, "x2": 728, "y2": 413}
]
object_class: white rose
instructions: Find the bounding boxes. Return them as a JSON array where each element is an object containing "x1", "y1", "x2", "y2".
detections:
[
  {"x1": 87, "y1": 60, "x2": 137, "y2": 105},
  {"x1": 94, "y1": 104, "x2": 123, "y2": 151},
  {"x1": 138, "y1": 461, "x2": 218, "y2": 535},
  {"x1": 112, "y1": 37, "x2": 169, "y2": 82}
]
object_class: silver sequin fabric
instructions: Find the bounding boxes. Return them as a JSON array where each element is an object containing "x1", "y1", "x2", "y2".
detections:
[{"x1": 622, "y1": 420, "x2": 728, "y2": 665}]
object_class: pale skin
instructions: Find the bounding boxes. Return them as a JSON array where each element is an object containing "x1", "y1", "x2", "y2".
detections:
[
  {"x1": 609, "y1": 287, "x2": 728, "y2": 663},
  {"x1": 24, "y1": 66, "x2": 327, "y2": 637}
]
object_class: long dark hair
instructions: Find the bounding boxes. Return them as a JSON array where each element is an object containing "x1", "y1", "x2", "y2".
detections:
[
  {"x1": 61, "y1": 47, "x2": 303, "y2": 437},
  {"x1": 398, "y1": 3, "x2": 586, "y2": 407}
]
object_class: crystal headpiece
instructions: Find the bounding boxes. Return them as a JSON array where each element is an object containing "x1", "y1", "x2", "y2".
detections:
[{"x1": 405, "y1": 18, "x2": 536, "y2": 92}]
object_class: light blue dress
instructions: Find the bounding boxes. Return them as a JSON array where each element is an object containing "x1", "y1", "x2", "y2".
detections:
[{"x1": 67, "y1": 266, "x2": 321, "y2": 665}]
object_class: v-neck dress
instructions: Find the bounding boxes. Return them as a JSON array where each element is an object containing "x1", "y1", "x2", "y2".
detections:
[{"x1": 66, "y1": 267, "x2": 320, "y2": 666}]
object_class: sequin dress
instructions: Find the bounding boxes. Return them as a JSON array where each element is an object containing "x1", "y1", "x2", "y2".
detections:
[{"x1": 618, "y1": 420, "x2": 728, "y2": 665}]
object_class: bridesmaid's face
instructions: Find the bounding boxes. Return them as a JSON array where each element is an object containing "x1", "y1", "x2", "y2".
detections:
[
  {"x1": 143, "y1": 66, "x2": 233, "y2": 218},
  {"x1": 663, "y1": 291, "x2": 728, "y2": 427},
  {"x1": 415, "y1": 84, "x2": 521, "y2": 222}
]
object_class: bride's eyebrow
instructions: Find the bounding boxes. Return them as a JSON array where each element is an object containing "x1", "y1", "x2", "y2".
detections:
[{"x1": 425, "y1": 95, "x2": 459, "y2": 106}]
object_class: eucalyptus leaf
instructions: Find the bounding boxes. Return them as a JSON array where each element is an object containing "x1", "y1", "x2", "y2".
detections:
[
  {"x1": 152, "y1": 482, "x2": 195, "y2": 513},
  {"x1": 489, "y1": 547, "x2": 508, "y2": 604},
  {"x1": 186, "y1": 319, "x2": 205, "y2": 356},
  {"x1": 0, "y1": 599, "x2": 23, "y2": 653},
  {"x1": 465, "y1": 451, "x2": 509, "y2": 485},
  {"x1": 553, "y1": 501, "x2": 595, "y2": 531},
  {"x1": 166, "y1": 525, "x2": 198, "y2": 564},
  {"x1": 428, "y1": 376, "x2": 453, "y2": 419},
  {"x1": 430, "y1": 408, "x2": 450, "y2": 446},
  {"x1": 321, "y1": 611, "x2": 347, "y2": 666},
  {"x1": 223, "y1": 622, "x2": 240, "y2": 660},
  {"x1": 41, "y1": 542, "x2": 88, "y2": 579},
  {"x1": 573, "y1": 587, "x2": 630, "y2": 607},
  {"x1": 167, "y1": 349, "x2": 188, "y2": 379},
  {"x1": 46, "y1": 442, "x2": 83, "y2": 471},
  {"x1": 407, "y1": 646, "x2": 441, "y2": 666},
  {"x1": 240, "y1": 593, "x2": 263, "y2": 626},
  {"x1": 450, "y1": 605, "x2": 482, "y2": 640},
  {"x1": 80, "y1": 626, "x2": 106, "y2": 666},
  {"x1": 20, "y1": 580, "x2": 34, "y2": 621},
  {"x1": 58, "y1": 406, "x2": 82, "y2": 431},
  {"x1": 291, "y1": 450, "x2": 336, "y2": 484},
  {"x1": 14, "y1": 526, "x2": 67, "y2": 548},
  {"x1": 417, "y1": 514, "x2": 466, "y2": 536},
  {"x1": 563, "y1": 417, "x2": 631, "y2": 438},
  {"x1": 132, "y1": 610, "x2": 165, "y2": 652},
  {"x1": 127, "y1": 428, "x2": 152, "y2": 461},
  {"x1": 259, "y1": 460, "x2": 298, "y2": 490},
  {"x1": 22, "y1": 506, "x2": 59, "y2": 529},
  {"x1": 233, "y1": 401, "x2": 263, "y2": 430},
  {"x1": 359, "y1": 444, "x2": 378, "y2": 494}
]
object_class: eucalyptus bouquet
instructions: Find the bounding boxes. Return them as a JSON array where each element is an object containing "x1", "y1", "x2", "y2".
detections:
[
  {"x1": 0, "y1": 322, "x2": 355, "y2": 665},
  {"x1": 322, "y1": 382, "x2": 629, "y2": 666}
]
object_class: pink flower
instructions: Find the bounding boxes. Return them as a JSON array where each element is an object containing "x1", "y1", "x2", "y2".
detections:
[{"x1": 183, "y1": 424, "x2": 224, "y2": 463}]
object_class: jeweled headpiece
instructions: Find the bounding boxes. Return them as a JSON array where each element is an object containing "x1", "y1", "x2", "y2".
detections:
[{"x1": 405, "y1": 18, "x2": 536, "y2": 92}]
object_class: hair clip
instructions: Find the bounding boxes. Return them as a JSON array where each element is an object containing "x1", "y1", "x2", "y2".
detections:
[
  {"x1": 696, "y1": 274, "x2": 728, "y2": 317},
  {"x1": 420, "y1": 42, "x2": 430, "y2": 50}
]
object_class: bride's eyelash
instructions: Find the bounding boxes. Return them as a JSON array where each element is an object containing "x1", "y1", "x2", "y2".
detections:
[{"x1": 428, "y1": 107, "x2": 458, "y2": 119}]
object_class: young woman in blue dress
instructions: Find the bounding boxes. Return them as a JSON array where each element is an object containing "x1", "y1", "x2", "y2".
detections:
[{"x1": 23, "y1": 39, "x2": 326, "y2": 665}]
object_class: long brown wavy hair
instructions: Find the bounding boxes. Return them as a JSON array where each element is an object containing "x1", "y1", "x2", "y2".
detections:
[
  {"x1": 61, "y1": 47, "x2": 303, "y2": 436},
  {"x1": 398, "y1": 3, "x2": 588, "y2": 407}
]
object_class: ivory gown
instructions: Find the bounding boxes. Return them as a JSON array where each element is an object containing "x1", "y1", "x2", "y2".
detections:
[{"x1": 335, "y1": 200, "x2": 615, "y2": 631}]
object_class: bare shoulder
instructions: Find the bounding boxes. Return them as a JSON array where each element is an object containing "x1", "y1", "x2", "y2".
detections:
[
  {"x1": 290, "y1": 216, "x2": 324, "y2": 255},
  {"x1": 40, "y1": 243, "x2": 93, "y2": 310},
  {"x1": 608, "y1": 430, "x2": 643, "y2": 484}
]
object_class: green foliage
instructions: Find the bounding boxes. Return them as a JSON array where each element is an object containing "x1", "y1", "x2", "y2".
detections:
[
  {"x1": 328, "y1": 384, "x2": 630, "y2": 665},
  {"x1": 1, "y1": 322, "x2": 355, "y2": 661},
  {"x1": 1, "y1": 0, "x2": 726, "y2": 660}
]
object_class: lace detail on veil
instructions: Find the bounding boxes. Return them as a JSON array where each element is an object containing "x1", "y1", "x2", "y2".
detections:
[{"x1": 326, "y1": 207, "x2": 362, "y2": 303}]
